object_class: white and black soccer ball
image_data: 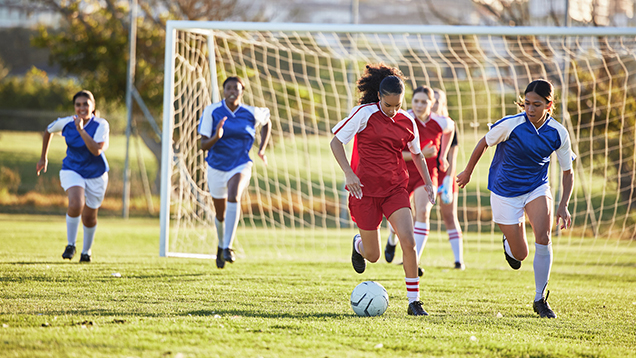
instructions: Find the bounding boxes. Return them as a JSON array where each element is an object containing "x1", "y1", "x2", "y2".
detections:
[{"x1": 350, "y1": 281, "x2": 389, "y2": 316}]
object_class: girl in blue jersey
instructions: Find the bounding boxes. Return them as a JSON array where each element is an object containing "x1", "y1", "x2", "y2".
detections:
[
  {"x1": 198, "y1": 76, "x2": 271, "y2": 269},
  {"x1": 37, "y1": 90, "x2": 109, "y2": 263},
  {"x1": 457, "y1": 79, "x2": 575, "y2": 318}
]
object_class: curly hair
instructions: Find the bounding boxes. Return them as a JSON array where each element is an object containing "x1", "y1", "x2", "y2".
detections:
[{"x1": 357, "y1": 64, "x2": 406, "y2": 105}]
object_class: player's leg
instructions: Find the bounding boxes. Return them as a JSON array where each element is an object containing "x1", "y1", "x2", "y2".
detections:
[
  {"x1": 413, "y1": 185, "x2": 434, "y2": 276},
  {"x1": 440, "y1": 191, "x2": 464, "y2": 269},
  {"x1": 63, "y1": 186, "x2": 84, "y2": 260},
  {"x1": 384, "y1": 221, "x2": 398, "y2": 263},
  {"x1": 207, "y1": 165, "x2": 229, "y2": 268},
  {"x1": 388, "y1": 207, "x2": 427, "y2": 316},
  {"x1": 525, "y1": 193, "x2": 556, "y2": 318},
  {"x1": 77, "y1": 173, "x2": 108, "y2": 263},
  {"x1": 491, "y1": 191, "x2": 528, "y2": 269},
  {"x1": 222, "y1": 165, "x2": 252, "y2": 263}
]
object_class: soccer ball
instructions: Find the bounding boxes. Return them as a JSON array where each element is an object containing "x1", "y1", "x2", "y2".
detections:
[{"x1": 350, "y1": 281, "x2": 389, "y2": 316}]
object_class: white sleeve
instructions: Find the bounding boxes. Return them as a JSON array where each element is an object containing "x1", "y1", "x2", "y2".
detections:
[
  {"x1": 555, "y1": 127, "x2": 577, "y2": 171},
  {"x1": 406, "y1": 116, "x2": 422, "y2": 155},
  {"x1": 253, "y1": 107, "x2": 271, "y2": 127},
  {"x1": 432, "y1": 113, "x2": 454, "y2": 133},
  {"x1": 93, "y1": 119, "x2": 109, "y2": 144},
  {"x1": 46, "y1": 116, "x2": 73, "y2": 134},
  {"x1": 332, "y1": 105, "x2": 369, "y2": 145},
  {"x1": 198, "y1": 105, "x2": 214, "y2": 138},
  {"x1": 485, "y1": 117, "x2": 514, "y2": 147}
]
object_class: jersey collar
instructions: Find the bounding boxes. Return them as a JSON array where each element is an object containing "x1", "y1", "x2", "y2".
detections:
[
  {"x1": 377, "y1": 102, "x2": 396, "y2": 123},
  {"x1": 222, "y1": 99, "x2": 242, "y2": 117},
  {"x1": 524, "y1": 112, "x2": 550, "y2": 133}
]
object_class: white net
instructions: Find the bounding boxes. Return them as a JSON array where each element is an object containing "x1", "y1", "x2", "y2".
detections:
[{"x1": 160, "y1": 22, "x2": 636, "y2": 271}]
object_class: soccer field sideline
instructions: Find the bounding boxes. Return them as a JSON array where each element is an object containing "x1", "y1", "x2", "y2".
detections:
[{"x1": 1, "y1": 213, "x2": 635, "y2": 357}]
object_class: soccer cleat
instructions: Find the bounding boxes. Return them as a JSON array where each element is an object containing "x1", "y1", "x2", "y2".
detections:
[
  {"x1": 407, "y1": 300, "x2": 429, "y2": 316},
  {"x1": 62, "y1": 245, "x2": 76, "y2": 260},
  {"x1": 503, "y1": 237, "x2": 521, "y2": 270},
  {"x1": 223, "y1": 248, "x2": 235, "y2": 263},
  {"x1": 533, "y1": 291, "x2": 557, "y2": 318},
  {"x1": 79, "y1": 253, "x2": 91, "y2": 263},
  {"x1": 351, "y1": 234, "x2": 366, "y2": 274},
  {"x1": 417, "y1": 267, "x2": 424, "y2": 277},
  {"x1": 216, "y1": 247, "x2": 225, "y2": 269},
  {"x1": 454, "y1": 262, "x2": 465, "y2": 270},
  {"x1": 384, "y1": 241, "x2": 396, "y2": 263}
]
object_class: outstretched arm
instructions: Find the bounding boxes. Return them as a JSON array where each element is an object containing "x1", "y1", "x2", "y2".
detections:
[
  {"x1": 330, "y1": 136, "x2": 363, "y2": 199},
  {"x1": 456, "y1": 136, "x2": 489, "y2": 189},
  {"x1": 556, "y1": 169, "x2": 574, "y2": 229},
  {"x1": 36, "y1": 130, "x2": 53, "y2": 176}
]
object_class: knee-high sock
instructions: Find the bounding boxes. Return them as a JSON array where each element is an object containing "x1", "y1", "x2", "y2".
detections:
[
  {"x1": 405, "y1": 277, "x2": 420, "y2": 303},
  {"x1": 533, "y1": 243, "x2": 553, "y2": 301},
  {"x1": 82, "y1": 225, "x2": 96, "y2": 255},
  {"x1": 448, "y1": 229, "x2": 463, "y2": 263},
  {"x1": 214, "y1": 217, "x2": 225, "y2": 248},
  {"x1": 223, "y1": 202, "x2": 240, "y2": 249},
  {"x1": 387, "y1": 222, "x2": 397, "y2": 246},
  {"x1": 66, "y1": 214, "x2": 81, "y2": 246},
  {"x1": 354, "y1": 234, "x2": 364, "y2": 256},
  {"x1": 414, "y1": 221, "x2": 429, "y2": 260}
]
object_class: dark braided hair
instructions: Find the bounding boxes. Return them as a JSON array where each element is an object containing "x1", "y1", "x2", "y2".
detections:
[
  {"x1": 515, "y1": 79, "x2": 555, "y2": 115},
  {"x1": 357, "y1": 64, "x2": 406, "y2": 105}
]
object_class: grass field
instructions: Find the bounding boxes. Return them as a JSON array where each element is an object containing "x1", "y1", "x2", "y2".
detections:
[{"x1": 1, "y1": 214, "x2": 635, "y2": 357}]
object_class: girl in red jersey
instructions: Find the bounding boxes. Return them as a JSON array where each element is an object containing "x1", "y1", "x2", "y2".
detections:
[
  {"x1": 384, "y1": 87, "x2": 455, "y2": 276},
  {"x1": 331, "y1": 64, "x2": 435, "y2": 316}
]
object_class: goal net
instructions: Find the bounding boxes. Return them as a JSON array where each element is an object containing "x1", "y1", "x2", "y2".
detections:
[{"x1": 160, "y1": 21, "x2": 636, "y2": 272}]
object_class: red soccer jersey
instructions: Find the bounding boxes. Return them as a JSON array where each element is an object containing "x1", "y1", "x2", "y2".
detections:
[
  {"x1": 405, "y1": 110, "x2": 452, "y2": 181},
  {"x1": 333, "y1": 103, "x2": 421, "y2": 197}
]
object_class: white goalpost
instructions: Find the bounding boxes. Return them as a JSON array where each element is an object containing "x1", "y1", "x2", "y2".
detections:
[{"x1": 160, "y1": 21, "x2": 636, "y2": 271}]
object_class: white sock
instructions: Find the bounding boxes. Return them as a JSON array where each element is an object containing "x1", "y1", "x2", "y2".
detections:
[
  {"x1": 448, "y1": 229, "x2": 463, "y2": 263},
  {"x1": 66, "y1": 214, "x2": 81, "y2": 246},
  {"x1": 354, "y1": 234, "x2": 364, "y2": 256},
  {"x1": 533, "y1": 243, "x2": 553, "y2": 301},
  {"x1": 504, "y1": 236, "x2": 520, "y2": 261},
  {"x1": 405, "y1": 277, "x2": 420, "y2": 303},
  {"x1": 214, "y1": 217, "x2": 225, "y2": 248},
  {"x1": 414, "y1": 221, "x2": 429, "y2": 259},
  {"x1": 223, "y1": 202, "x2": 240, "y2": 249},
  {"x1": 387, "y1": 222, "x2": 397, "y2": 246},
  {"x1": 82, "y1": 224, "x2": 96, "y2": 255}
]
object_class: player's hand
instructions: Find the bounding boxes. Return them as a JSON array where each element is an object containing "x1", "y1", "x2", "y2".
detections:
[
  {"x1": 258, "y1": 150, "x2": 268, "y2": 167},
  {"x1": 438, "y1": 157, "x2": 450, "y2": 173},
  {"x1": 215, "y1": 117, "x2": 227, "y2": 139},
  {"x1": 424, "y1": 183, "x2": 436, "y2": 205},
  {"x1": 36, "y1": 158, "x2": 48, "y2": 176},
  {"x1": 456, "y1": 170, "x2": 471, "y2": 189},
  {"x1": 344, "y1": 172, "x2": 364, "y2": 199},
  {"x1": 421, "y1": 143, "x2": 436, "y2": 158},
  {"x1": 556, "y1": 205, "x2": 572, "y2": 230},
  {"x1": 74, "y1": 115, "x2": 84, "y2": 132}
]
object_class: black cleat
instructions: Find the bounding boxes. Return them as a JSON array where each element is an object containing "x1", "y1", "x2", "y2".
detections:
[
  {"x1": 407, "y1": 300, "x2": 429, "y2": 316},
  {"x1": 454, "y1": 262, "x2": 465, "y2": 270},
  {"x1": 223, "y1": 248, "x2": 235, "y2": 263},
  {"x1": 533, "y1": 291, "x2": 557, "y2": 318},
  {"x1": 79, "y1": 253, "x2": 91, "y2": 263},
  {"x1": 417, "y1": 267, "x2": 424, "y2": 277},
  {"x1": 384, "y1": 241, "x2": 396, "y2": 263},
  {"x1": 351, "y1": 235, "x2": 366, "y2": 274},
  {"x1": 216, "y1": 247, "x2": 225, "y2": 269},
  {"x1": 503, "y1": 237, "x2": 521, "y2": 270},
  {"x1": 62, "y1": 245, "x2": 76, "y2": 260}
]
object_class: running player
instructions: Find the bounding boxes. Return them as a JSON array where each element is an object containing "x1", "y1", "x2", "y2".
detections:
[
  {"x1": 331, "y1": 64, "x2": 435, "y2": 316},
  {"x1": 37, "y1": 90, "x2": 109, "y2": 263},
  {"x1": 384, "y1": 86, "x2": 454, "y2": 277},
  {"x1": 198, "y1": 76, "x2": 271, "y2": 269},
  {"x1": 457, "y1": 79, "x2": 575, "y2": 318}
]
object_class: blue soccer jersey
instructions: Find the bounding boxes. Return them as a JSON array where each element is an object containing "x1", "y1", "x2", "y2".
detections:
[
  {"x1": 198, "y1": 100, "x2": 271, "y2": 171},
  {"x1": 485, "y1": 112, "x2": 576, "y2": 197},
  {"x1": 47, "y1": 116, "x2": 110, "y2": 179}
]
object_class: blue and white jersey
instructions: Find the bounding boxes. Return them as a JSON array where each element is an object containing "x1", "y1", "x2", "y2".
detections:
[
  {"x1": 198, "y1": 100, "x2": 270, "y2": 171},
  {"x1": 486, "y1": 112, "x2": 576, "y2": 197},
  {"x1": 47, "y1": 115, "x2": 109, "y2": 179}
]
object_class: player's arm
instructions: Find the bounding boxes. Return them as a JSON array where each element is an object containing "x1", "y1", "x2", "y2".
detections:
[
  {"x1": 411, "y1": 151, "x2": 436, "y2": 204},
  {"x1": 200, "y1": 116, "x2": 227, "y2": 151},
  {"x1": 456, "y1": 136, "x2": 488, "y2": 188},
  {"x1": 556, "y1": 169, "x2": 574, "y2": 230},
  {"x1": 446, "y1": 144, "x2": 459, "y2": 179},
  {"x1": 438, "y1": 121, "x2": 455, "y2": 172},
  {"x1": 75, "y1": 117, "x2": 107, "y2": 156},
  {"x1": 257, "y1": 121, "x2": 271, "y2": 165},
  {"x1": 37, "y1": 130, "x2": 54, "y2": 176},
  {"x1": 330, "y1": 136, "x2": 363, "y2": 199}
]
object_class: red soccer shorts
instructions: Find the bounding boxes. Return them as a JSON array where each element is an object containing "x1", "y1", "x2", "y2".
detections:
[{"x1": 348, "y1": 187, "x2": 411, "y2": 230}]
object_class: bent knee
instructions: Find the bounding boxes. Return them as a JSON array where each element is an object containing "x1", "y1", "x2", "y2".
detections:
[{"x1": 366, "y1": 253, "x2": 381, "y2": 263}]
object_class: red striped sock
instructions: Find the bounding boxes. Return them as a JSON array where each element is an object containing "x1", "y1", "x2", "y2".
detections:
[{"x1": 405, "y1": 277, "x2": 420, "y2": 303}]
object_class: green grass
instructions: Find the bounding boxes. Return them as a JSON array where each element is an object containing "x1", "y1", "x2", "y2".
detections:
[{"x1": 1, "y1": 213, "x2": 635, "y2": 357}]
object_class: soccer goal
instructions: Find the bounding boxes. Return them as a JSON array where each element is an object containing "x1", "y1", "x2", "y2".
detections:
[{"x1": 160, "y1": 21, "x2": 636, "y2": 269}]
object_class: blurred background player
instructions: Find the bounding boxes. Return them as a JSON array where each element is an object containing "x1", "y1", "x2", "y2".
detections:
[
  {"x1": 384, "y1": 86, "x2": 454, "y2": 276},
  {"x1": 330, "y1": 64, "x2": 436, "y2": 316},
  {"x1": 433, "y1": 89, "x2": 465, "y2": 270},
  {"x1": 37, "y1": 90, "x2": 109, "y2": 263},
  {"x1": 198, "y1": 76, "x2": 271, "y2": 269},
  {"x1": 457, "y1": 79, "x2": 575, "y2": 318}
]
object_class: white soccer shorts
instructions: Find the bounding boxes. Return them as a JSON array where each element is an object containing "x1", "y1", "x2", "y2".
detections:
[
  {"x1": 206, "y1": 162, "x2": 253, "y2": 199},
  {"x1": 490, "y1": 183, "x2": 553, "y2": 225},
  {"x1": 59, "y1": 170, "x2": 109, "y2": 209}
]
